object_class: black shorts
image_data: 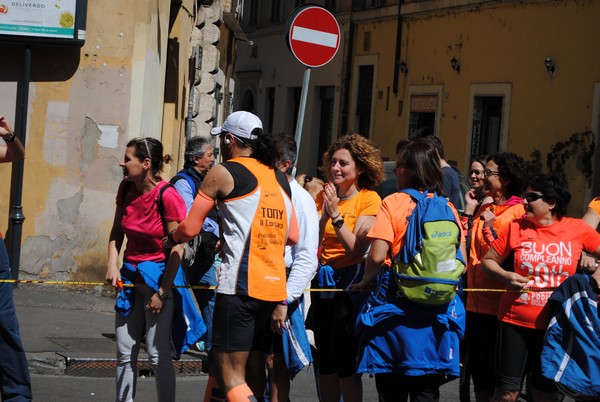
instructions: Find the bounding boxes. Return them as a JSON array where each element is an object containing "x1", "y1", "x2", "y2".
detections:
[
  {"x1": 251, "y1": 317, "x2": 284, "y2": 354},
  {"x1": 496, "y1": 321, "x2": 557, "y2": 393},
  {"x1": 211, "y1": 293, "x2": 276, "y2": 352}
]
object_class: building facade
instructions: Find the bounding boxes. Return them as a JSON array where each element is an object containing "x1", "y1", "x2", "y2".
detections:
[
  {"x1": 236, "y1": 0, "x2": 600, "y2": 216},
  {"x1": 0, "y1": 0, "x2": 598, "y2": 282},
  {"x1": 0, "y1": 0, "x2": 239, "y2": 281}
]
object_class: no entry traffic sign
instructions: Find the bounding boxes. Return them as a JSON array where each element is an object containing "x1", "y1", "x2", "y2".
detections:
[{"x1": 286, "y1": 5, "x2": 340, "y2": 68}]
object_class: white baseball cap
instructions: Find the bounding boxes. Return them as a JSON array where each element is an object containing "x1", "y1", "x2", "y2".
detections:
[{"x1": 210, "y1": 111, "x2": 263, "y2": 140}]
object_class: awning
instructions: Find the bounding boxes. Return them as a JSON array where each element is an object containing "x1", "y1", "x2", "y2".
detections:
[{"x1": 223, "y1": 12, "x2": 253, "y2": 45}]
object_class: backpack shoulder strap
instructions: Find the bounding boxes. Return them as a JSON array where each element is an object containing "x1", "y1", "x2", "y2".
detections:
[
  {"x1": 120, "y1": 181, "x2": 132, "y2": 206},
  {"x1": 170, "y1": 171, "x2": 198, "y2": 196},
  {"x1": 400, "y1": 188, "x2": 426, "y2": 201},
  {"x1": 156, "y1": 183, "x2": 174, "y2": 235},
  {"x1": 397, "y1": 189, "x2": 428, "y2": 263}
]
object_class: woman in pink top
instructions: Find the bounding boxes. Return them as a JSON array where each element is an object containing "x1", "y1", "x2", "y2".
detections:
[{"x1": 106, "y1": 137, "x2": 187, "y2": 402}]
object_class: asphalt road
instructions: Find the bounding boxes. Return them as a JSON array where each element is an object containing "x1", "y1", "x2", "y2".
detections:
[
  {"x1": 15, "y1": 284, "x2": 470, "y2": 401},
  {"x1": 30, "y1": 370, "x2": 470, "y2": 401},
  {"x1": 15, "y1": 284, "x2": 576, "y2": 402},
  {"x1": 15, "y1": 284, "x2": 472, "y2": 401}
]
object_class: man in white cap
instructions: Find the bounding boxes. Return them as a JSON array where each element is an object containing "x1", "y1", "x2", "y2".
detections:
[
  {"x1": 246, "y1": 133, "x2": 319, "y2": 401},
  {"x1": 165, "y1": 111, "x2": 298, "y2": 402}
]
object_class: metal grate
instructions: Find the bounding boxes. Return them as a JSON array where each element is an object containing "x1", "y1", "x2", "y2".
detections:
[{"x1": 61, "y1": 355, "x2": 206, "y2": 378}]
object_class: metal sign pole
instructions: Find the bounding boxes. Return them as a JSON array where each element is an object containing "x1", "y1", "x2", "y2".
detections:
[
  {"x1": 6, "y1": 46, "x2": 30, "y2": 281},
  {"x1": 286, "y1": 5, "x2": 339, "y2": 177},
  {"x1": 293, "y1": 67, "x2": 311, "y2": 178}
]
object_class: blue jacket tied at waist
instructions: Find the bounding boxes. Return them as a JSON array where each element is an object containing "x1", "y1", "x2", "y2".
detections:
[
  {"x1": 542, "y1": 273, "x2": 600, "y2": 399},
  {"x1": 281, "y1": 295, "x2": 313, "y2": 379},
  {"x1": 115, "y1": 261, "x2": 206, "y2": 354},
  {"x1": 316, "y1": 263, "x2": 365, "y2": 300},
  {"x1": 355, "y1": 266, "x2": 464, "y2": 378}
]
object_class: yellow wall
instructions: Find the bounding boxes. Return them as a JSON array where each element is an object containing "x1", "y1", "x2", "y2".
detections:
[
  {"x1": 0, "y1": 0, "x2": 196, "y2": 281},
  {"x1": 365, "y1": 0, "x2": 600, "y2": 214},
  {"x1": 352, "y1": 17, "x2": 401, "y2": 157}
]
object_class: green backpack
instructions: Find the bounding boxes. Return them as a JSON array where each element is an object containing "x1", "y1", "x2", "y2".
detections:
[{"x1": 391, "y1": 189, "x2": 465, "y2": 305}]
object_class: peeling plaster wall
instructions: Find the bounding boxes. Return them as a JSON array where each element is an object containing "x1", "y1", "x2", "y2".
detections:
[{"x1": 0, "y1": 0, "x2": 208, "y2": 282}]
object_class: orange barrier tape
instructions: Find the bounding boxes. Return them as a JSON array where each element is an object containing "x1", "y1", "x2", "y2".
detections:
[
  {"x1": 0, "y1": 279, "x2": 217, "y2": 290},
  {"x1": 463, "y1": 287, "x2": 556, "y2": 293}
]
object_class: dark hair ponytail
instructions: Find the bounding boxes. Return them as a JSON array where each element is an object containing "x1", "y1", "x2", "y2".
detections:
[{"x1": 250, "y1": 129, "x2": 282, "y2": 168}]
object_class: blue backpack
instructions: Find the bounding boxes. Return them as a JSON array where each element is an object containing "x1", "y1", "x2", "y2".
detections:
[{"x1": 391, "y1": 189, "x2": 465, "y2": 305}]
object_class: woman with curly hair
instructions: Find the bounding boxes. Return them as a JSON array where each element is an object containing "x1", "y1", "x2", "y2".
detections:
[
  {"x1": 482, "y1": 174, "x2": 600, "y2": 402},
  {"x1": 462, "y1": 152, "x2": 529, "y2": 402},
  {"x1": 312, "y1": 133, "x2": 384, "y2": 402}
]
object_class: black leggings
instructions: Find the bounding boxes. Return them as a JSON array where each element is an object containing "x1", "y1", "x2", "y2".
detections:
[
  {"x1": 465, "y1": 311, "x2": 498, "y2": 396},
  {"x1": 496, "y1": 321, "x2": 557, "y2": 393},
  {"x1": 312, "y1": 291, "x2": 359, "y2": 378}
]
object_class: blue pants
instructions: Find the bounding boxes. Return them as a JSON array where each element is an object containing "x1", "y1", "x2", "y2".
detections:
[{"x1": 0, "y1": 239, "x2": 31, "y2": 401}]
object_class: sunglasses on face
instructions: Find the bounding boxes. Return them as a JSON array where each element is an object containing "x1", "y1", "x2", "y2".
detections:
[
  {"x1": 523, "y1": 192, "x2": 545, "y2": 203},
  {"x1": 303, "y1": 175, "x2": 313, "y2": 189}
]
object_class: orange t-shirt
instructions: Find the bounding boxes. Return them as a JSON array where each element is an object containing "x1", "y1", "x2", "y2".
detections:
[
  {"x1": 367, "y1": 191, "x2": 464, "y2": 266},
  {"x1": 492, "y1": 217, "x2": 600, "y2": 329},
  {"x1": 317, "y1": 189, "x2": 381, "y2": 269},
  {"x1": 466, "y1": 202, "x2": 526, "y2": 316},
  {"x1": 588, "y1": 197, "x2": 600, "y2": 216}
]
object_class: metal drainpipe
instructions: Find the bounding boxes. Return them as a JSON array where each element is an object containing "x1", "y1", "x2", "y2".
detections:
[
  {"x1": 186, "y1": 45, "x2": 201, "y2": 141},
  {"x1": 185, "y1": 72, "x2": 194, "y2": 142},
  {"x1": 340, "y1": 8, "x2": 355, "y2": 135},
  {"x1": 393, "y1": 0, "x2": 403, "y2": 97}
]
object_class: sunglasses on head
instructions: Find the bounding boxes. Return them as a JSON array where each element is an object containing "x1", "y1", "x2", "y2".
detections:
[{"x1": 523, "y1": 192, "x2": 545, "y2": 203}]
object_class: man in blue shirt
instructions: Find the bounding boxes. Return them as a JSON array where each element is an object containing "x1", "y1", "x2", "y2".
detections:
[{"x1": 171, "y1": 136, "x2": 219, "y2": 352}]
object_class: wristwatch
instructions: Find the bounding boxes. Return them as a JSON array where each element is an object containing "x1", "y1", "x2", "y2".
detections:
[
  {"x1": 4, "y1": 133, "x2": 15, "y2": 143},
  {"x1": 157, "y1": 290, "x2": 169, "y2": 301},
  {"x1": 167, "y1": 229, "x2": 180, "y2": 245},
  {"x1": 332, "y1": 217, "x2": 345, "y2": 229}
]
